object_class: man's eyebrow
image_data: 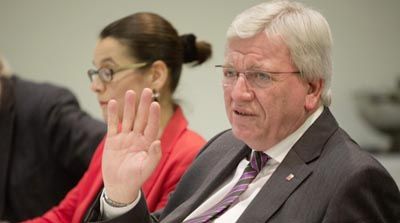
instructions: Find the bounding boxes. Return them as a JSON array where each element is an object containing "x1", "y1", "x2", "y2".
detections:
[{"x1": 246, "y1": 64, "x2": 264, "y2": 70}]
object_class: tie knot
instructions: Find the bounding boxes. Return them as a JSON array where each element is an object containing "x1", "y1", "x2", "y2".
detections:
[{"x1": 250, "y1": 151, "x2": 270, "y2": 173}]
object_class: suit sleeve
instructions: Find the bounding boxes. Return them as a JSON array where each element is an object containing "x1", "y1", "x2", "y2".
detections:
[
  {"x1": 322, "y1": 165, "x2": 400, "y2": 223},
  {"x1": 23, "y1": 143, "x2": 105, "y2": 223},
  {"x1": 23, "y1": 170, "x2": 87, "y2": 223},
  {"x1": 42, "y1": 87, "x2": 106, "y2": 177}
]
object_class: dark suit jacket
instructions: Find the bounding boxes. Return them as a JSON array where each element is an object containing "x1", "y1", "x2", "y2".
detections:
[
  {"x1": 0, "y1": 75, "x2": 106, "y2": 222},
  {"x1": 86, "y1": 108, "x2": 400, "y2": 223}
]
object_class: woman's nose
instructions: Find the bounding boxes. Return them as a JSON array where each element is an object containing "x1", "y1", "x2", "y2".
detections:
[{"x1": 90, "y1": 76, "x2": 105, "y2": 93}]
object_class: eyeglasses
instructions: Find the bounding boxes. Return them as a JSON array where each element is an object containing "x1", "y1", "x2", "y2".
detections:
[
  {"x1": 87, "y1": 62, "x2": 147, "y2": 83},
  {"x1": 215, "y1": 65, "x2": 300, "y2": 88}
]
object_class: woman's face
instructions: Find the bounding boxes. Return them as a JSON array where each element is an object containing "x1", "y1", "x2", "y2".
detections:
[{"x1": 91, "y1": 37, "x2": 151, "y2": 121}]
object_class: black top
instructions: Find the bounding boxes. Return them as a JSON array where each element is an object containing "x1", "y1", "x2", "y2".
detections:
[{"x1": 0, "y1": 75, "x2": 106, "y2": 222}]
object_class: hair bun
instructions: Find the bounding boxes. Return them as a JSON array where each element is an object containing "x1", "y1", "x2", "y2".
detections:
[{"x1": 180, "y1": 34, "x2": 197, "y2": 63}]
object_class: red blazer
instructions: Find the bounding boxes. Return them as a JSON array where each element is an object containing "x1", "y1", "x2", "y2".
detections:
[{"x1": 25, "y1": 107, "x2": 205, "y2": 223}]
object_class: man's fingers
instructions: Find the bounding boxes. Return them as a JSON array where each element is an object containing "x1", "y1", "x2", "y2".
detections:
[
  {"x1": 147, "y1": 140, "x2": 162, "y2": 169},
  {"x1": 107, "y1": 99, "x2": 119, "y2": 136},
  {"x1": 121, "y1": 90, "x2": 137, "y2": 133},
  {"x1": 144, "y1": 101, "x2": 160, "y2": 140},
  {"x1": 133, "y1": 88, "x2": 153, "y2": 133}
]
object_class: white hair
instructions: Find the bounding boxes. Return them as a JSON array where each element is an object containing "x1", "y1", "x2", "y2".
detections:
[{"x1": 227, "y1": 0, "x2": 333, "y2": 106}]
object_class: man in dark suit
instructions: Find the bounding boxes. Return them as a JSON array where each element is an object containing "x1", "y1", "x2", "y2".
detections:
[
  {"x1": 85, "y1": 0, "x2": 400, "y2": 222},
  {"x1": 0, "y1": 55, "x2": 106, "y2": 221}
]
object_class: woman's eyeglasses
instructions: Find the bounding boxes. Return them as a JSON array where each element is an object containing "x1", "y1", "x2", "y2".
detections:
[{"x1": 87, "y1": 62, "x2": 147, "y2": 83}]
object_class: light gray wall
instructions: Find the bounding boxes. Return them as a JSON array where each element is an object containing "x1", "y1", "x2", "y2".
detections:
[{"x1": 1, "y1": 0, "x2": 399, "y2": 150}]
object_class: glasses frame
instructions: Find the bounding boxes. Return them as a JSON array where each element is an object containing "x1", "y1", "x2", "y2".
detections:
[
  {"x1": 215, "y1": 65, "x2": 301, "y2": 88},
  {"x1": 87, "y1": 62, "x2": 147, "y2": 83}
]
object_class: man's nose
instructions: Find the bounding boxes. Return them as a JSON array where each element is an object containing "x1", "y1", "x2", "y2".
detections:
[{"x1": 231, "y1": 73, "x2": 254, "y2": 101}]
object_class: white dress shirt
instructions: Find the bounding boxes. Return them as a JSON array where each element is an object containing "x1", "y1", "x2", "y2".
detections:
[{"x1": 101, "y1": 106, "x2": 324, "y2": 221}]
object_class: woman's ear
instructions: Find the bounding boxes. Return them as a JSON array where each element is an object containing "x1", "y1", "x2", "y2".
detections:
[
  {"x1": 305, "y1": 79, "x2": 323, "y2": 111},
  {"x1": 149, "y1": 60, "x2": 169, "y2": 91}
]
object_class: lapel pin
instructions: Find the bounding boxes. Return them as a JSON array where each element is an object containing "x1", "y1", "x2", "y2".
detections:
[{"x1": 286, "y1": 173, "x2": 294, "y2": 181}]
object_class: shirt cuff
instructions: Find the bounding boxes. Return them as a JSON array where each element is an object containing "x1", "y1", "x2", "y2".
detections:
[{"x1": 100, "y1": 188, "x2": 141, "y2": 219}]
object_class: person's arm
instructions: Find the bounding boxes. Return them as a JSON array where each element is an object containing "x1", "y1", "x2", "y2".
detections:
[
  {"x1": 322, "y1": 165, "x2": 400, "y2": 222},
  {"x1": 86, "y1": 89, "x2": 162, "y2": 222},
  {"x1": 43, "y1": 87, "x2": 106, "y2": 177},
  {"x1": 85, "y1": 127, "x2": 232, "y2": 222},
  {"x1": 86, "y1": 190, "x2": 161, "y2": 223},
  {"x1": 23, "y1": 181, "x2": 81, "y2": 223},
  {"x1": 23, "y1": 142, "x2": 104, "y2": 223},
  {"x1": 100, "y1": 188, "x2": 139, "y2": 219},
  {"x1": 102, "y1": 89, "x2": 161, "y2": 205}
]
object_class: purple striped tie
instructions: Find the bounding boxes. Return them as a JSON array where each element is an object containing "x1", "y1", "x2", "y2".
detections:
[{"x1": 184, "y1": 151, "x2": 270, "y2": 223}]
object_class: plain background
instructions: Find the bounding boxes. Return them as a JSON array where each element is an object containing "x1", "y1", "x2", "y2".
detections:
[{"x1": 1, "y1": 0, "x2": 399, "y2": 183}]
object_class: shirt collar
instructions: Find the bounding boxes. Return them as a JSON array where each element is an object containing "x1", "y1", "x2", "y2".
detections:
[{"x1": 257, "y1": 106, "x2": 324, "y2": 164}]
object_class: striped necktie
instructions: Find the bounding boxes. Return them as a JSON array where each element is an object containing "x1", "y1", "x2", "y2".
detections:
[{"x1": 184, "y1": 151, "x2": 270, "y2": 223}]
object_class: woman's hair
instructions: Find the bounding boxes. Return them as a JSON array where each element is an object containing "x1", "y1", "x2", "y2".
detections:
[
  {"x1": 100, "y1": 12, "x2": 212, "y2": 93},
  {"x1": 227, "y1": 0, "x2": 333, "y2": 106}
]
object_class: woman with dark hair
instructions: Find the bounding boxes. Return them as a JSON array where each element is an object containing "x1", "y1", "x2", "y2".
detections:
[{"x1": 25, "y1": 12, "x2": 212, "y2": 223}]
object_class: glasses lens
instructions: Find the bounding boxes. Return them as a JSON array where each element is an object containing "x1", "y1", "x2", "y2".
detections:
[
  {"x1": 98, "y1": 68, "x2": 113, "y2": 82},
  {"x1": 246, "y1": 71, "x2": 272, "y2": 88},
  {"x1": 221, "y1": 67, "x2": 237, "y2": 86}
]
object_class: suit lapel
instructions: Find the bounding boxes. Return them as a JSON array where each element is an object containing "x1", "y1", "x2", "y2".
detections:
[
  {"x1": 163, "y1": 143, "x2": 250, "y2": 223},
  {"x1": 238, "y1": 108, "x2": 338, "y2": 222},
  {"x1": 0, "y1": 77, "x2": 15, "y2": 217},
  {"x1": 237, "y1": 150, "x2": 312, "y2": 222}
]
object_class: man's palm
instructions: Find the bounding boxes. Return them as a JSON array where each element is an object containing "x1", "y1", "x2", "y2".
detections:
[{"x1": 102, "y1": 89, "x2": 161, "y2": 204}]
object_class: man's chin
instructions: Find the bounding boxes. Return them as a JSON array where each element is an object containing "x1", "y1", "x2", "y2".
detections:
[{"x1": 232, "y1": 128, "x2": 254, "y2": 142}]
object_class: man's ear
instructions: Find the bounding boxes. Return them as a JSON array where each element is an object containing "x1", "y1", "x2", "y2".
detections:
[
  {"x1": 305, "y1": 79, "x2": 323, "y2": 111},
  {"x1": 149, "y1": 60, "x2": 169, "y2": 91}
]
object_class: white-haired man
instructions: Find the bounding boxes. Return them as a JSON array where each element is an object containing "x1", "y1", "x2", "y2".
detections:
[{"x1": 84, "y1": 1, "x2": 400, "y2": 222}]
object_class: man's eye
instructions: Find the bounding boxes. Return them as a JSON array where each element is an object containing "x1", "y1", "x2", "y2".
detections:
[
  {"x1": 254, "y1": 72, "x2": 271, "y2": 81},
  {"x1": 224, "y1": 69, "x2": 237, "y2": 78}
]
